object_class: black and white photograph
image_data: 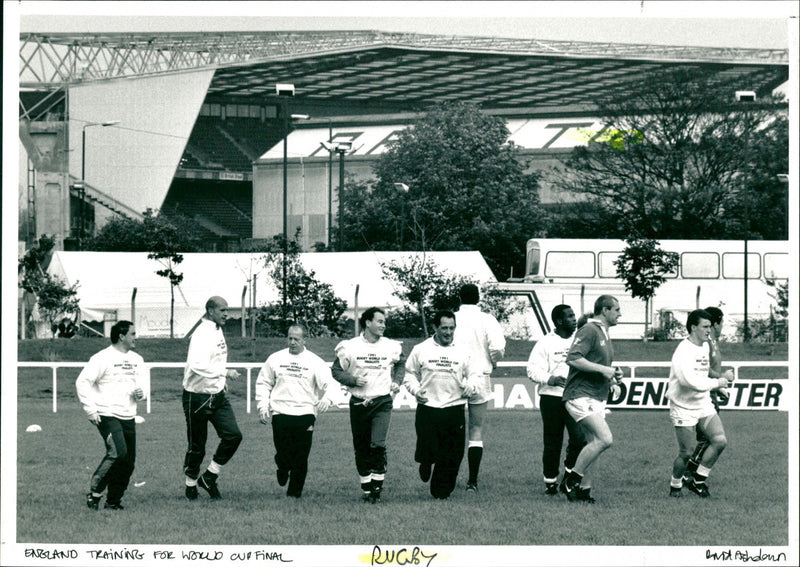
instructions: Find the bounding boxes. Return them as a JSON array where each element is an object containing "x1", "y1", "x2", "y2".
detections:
[{"x1": 3, "y1": 1, "x2": 798, "y2": 566}]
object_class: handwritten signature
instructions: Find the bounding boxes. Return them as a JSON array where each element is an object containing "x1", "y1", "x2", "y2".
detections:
[{"x1": 706, "y1": 549, "x2": 787, "y2": 562}]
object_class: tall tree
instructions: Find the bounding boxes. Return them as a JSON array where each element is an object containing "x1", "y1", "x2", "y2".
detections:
[
  {"x1": 84, "y1": 208, "x2": 203, "y2": 252},
  {"x1": 546, "y1": 68, "x2": 788, "y2": 240},
  {"x1": 338, "y1": 101, "x2": 545, "y2": 279},
  {"x1": 614, "y1": 238, "x2": 679, "y2": 340}
]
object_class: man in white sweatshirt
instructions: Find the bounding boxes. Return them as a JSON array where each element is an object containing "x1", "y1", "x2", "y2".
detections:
[
  {"x1": 526, "y1": 304, "x2": 586, "y2": 495},
  {"x1": 76, "y1": 321, "x2": 149, "y2": 511},
  {"x1": 453, "y1": 283, "x2": 506, "y2": 493},
  {"x1": 256, "y1": 324, "x2": 336, "y2": 498},
  {"x1": 666, "y1": 309, "x2": 731, "y2": 498},
  {"x1": 182, "y1": 296, "x2": 242, "y2": 500},
  {"x1": 404, "y1": 310, "x2": 481, "y2": 499}
]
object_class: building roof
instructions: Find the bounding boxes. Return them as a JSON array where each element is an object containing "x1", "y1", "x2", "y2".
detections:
[{"x1": 20, "y1": 31, "x2": 789, "y2": 113}]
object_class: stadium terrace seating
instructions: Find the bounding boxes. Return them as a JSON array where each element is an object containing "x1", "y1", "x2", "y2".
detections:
[
  {"x1": 179, "y1": 117, "x2": 283, "y2": 172},
  {"x1": 161, "y1": 182, "x2": 252, "y2": 240}
]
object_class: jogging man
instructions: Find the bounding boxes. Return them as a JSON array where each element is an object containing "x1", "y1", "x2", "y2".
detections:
[
  {"x1": 76, "y1": 321, "x2": 149, "y2": 511},
  {"x1": 453, "y1": 283, "x2": 506, "y2": 493},
  {"x1": 182, "y1": 296, "x2": 243, "y2": 500},
  {"x1": 526, "y1": 304, "x2": 586, "y2": 495},
  {"x1": 403, "y1": 310, "x2": 480, "y2": 499},
  {"x1": 560, "y1": 295, "x2": 623, "y2": 503},
  {"x1": 332, "y1": 307, "x2": 405, "y2": 503},
  {"x1": 667, "y1": 309, "x2": 731, "y2": 498},
  {"x1": 684, "y1": 306, "x2": 732, "y2": 480},
  {"x1": 256, "y1": 324, "x2": 335, "y2": 498}
]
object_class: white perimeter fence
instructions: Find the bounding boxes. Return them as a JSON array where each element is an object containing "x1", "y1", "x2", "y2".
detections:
[{"x1": 18, "y1": 360, "x2": 790, "y2": 414}]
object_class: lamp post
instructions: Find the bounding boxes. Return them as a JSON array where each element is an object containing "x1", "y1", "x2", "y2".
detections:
[
  {"x1": 735, "y1": 90, "x2": 756, "y2": 342},
  {"x1": 80, "y1": 120, "x2": 120, "y2": 248},
  {"x1": 394, "y1": 183, "x2": 409, "y2": 248},
  {"x1": 320, "y1": 139, "x2": 352, "y2": 252},
  {"x1": 276, "y1": 83, "x2": 295, "y2": 324}
]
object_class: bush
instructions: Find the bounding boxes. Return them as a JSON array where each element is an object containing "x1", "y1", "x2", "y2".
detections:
[
  {"x1": 735, "y1": 316, "x2": 788, "y2": 343},
  {"x1": 645, "y1": 310, "x2": 687, "y2": 341}
]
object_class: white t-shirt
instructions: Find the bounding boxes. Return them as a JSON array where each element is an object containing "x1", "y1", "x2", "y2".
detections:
[
  {"x1": 255, "y1": 348, "x2": 334, "y2": 416},
  {"x1": 667, "y1": 338, "x2": 717, "y2": 412},
  {"x1": 403, "y1": 337, "x2": 480, "y2": 408},
  {"x1": 183, "y1": 319, "x2": 229, "y2": 394},
  {"x1": 453, "y1": 304, "x2": 506, "y2": 375},
  {"x1": 76, "y1": 345, "x2": 149, "y2": 419},
  {"x1": 334, "y1": 335, "x2": 403, "y2": 399},
  {"x1": 526, "y1": 330, "x2": 575, "y2": 398}
]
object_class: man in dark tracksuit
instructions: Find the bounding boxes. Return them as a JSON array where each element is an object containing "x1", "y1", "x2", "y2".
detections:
[
  {"x1": 403, "y1": 311, "x2": 480, "y2": 499},
  {"x1": 332, "y1": 307, "x2": 405, "y2": 503},
  {"x1": 182, "y1": 296, "x2": 242, "y2": 500}
]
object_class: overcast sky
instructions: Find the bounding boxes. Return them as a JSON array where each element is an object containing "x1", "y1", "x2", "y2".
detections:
[{"x1": 13, "y1": 1, "x2": 797, "y2": 50}]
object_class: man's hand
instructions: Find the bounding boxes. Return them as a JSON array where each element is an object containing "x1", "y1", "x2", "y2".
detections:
[
  {"x1": 415, "y1": 390, "x2": 429, "y2": 404},
  {"x1": 259, "y1": 408, "x2": 270, "y2": 425},
  {"x1": 389, "y1": 382, "x2": 401, "y2": 397},
  {"x1": 355, "y1": 376, "x2": 368, "y2": 387},
  {"x1": 716, "y1": 377, "x2": 731, "y2": 390},
  {"x1": 315, "y1": 398, "x2": 332, "y2": 414},
  {"x1": 88, "y1": 412, "x2": 101, "y2": 425},
  {"x1": 226, "y1": 369, "x2": 241, "y2": 381},
  {"x1": 132, "y1": 387, "x2": 144, "y2": 401},
  {"x1": 547, "y1": 375, "x2": 567, "y2": 388},
  {"x1": 462, "y1": 383, "x2": 477, "y2": 398}
]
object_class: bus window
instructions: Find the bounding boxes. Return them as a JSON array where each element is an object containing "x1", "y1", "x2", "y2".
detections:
[
  {"x1": 598, "y1": 252, "x2": 621, "y2": 278},
  {"x1": 525, "y1": 240, "x2": 541, "y2": 278},
  {"x1": 764, "y1": 253, "x2": 789, "y2": 280},
  {"x1": 544, "y1": 251, "x2": 595, "y2": 278},
  {"x1": 722, "y1": 252, "x2": 761, "y2": 279},
  {"x1": 681, "y1": 252, "x2": 719, "y2": 279}
]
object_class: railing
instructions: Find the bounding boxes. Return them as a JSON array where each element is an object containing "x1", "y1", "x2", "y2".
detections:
[{"x1": 18, "y1": 360, "x2": 789, "y2": 413}]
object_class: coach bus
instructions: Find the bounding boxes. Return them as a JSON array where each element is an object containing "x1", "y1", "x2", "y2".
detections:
[{"x1": 500, "y1": 239, "x2": 789, "y2": 340}]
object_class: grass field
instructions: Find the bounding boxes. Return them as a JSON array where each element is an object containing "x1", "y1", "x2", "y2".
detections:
[{"x1": 16, "y1": 398, "x2": 788, "y2": 547}]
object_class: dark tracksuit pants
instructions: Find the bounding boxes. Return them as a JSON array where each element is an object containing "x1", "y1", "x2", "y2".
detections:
[
  {"x1": 90, "y1": 416, "x2": 136, "y2": 505},
  {"x1": 415, "y1": 403, "x2": 466, "y2": 499},
  {"x1": 349, "y1": 394, "x2": 392, "y2": 479},
  {"x1": 540, "y1": 394, "x2": 586, "y2": 480},
  {"x1": 272, "y1": 413, "x2": 316, "y2": 497},
  {"x1": 182, "y1": 390, "x2": 243, "y2": 479}
]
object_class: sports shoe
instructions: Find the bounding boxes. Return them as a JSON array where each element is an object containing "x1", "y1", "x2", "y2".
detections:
[
  {"x1": 277, "y1": 469, "x2": 289, "y2": 487},
  {"x1": 686, "y1": 478, "x2": 710, "y2": 498},
  {"x1": 368, "y1": 486, "x2": 382, "y2": 503},
  {"x1": 669, "y1": 486, "x2": 683, "y2": 498},
  {"x1": 86, "y1": 492, "x2": 101, "y2": 510},
  {"x1": 419, "y1": 462, "x2": 432, "y2": 483},
  {"x1": 560, "y1": 474, "x2": 580, "y2": 501},
  {"x1": 465, "y1": 481, "x2": 478, "y2": 493},
  {"x1": 575, "y1": 487, "x2": 595, "y2": 503},
  {"x1": 198, "y1": 473, "x2": 222, "y2": 500},
  {"x1": 185, "y1": 485, "x2": 198, "y2": 500},
  {"x1": 361, "y1": 492, "x2": 373, "y2": 502},
  {"x1": 545, "y1": 482, "x2": 559, "y2": 495},
  {"x1": 104, "y1": 502, "x2": 124, "y2": 510}
]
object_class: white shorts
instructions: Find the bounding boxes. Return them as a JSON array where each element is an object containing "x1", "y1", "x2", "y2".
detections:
[
  {"x1": 669, "y1": 404, "x2": 717, "y2": 428},
  {"x1": 468, "y1": 372, "x2": 493, "y2": 405},
  {"x1": 564, "y1": 397, "x2": 607, "y2": 422}
]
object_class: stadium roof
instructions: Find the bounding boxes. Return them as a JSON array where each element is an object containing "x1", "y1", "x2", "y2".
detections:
[{"x1": 20, "y1": 31, "x2": 789, "y2": 113}]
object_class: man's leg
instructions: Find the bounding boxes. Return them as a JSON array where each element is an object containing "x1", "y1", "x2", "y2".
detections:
[
  {"x1": 199, "y1": 395, "x2": 243, "y2": 499},
  {"x1": 430, "y1": 406, "x2": 465, "y2": 499},
  {"x1": 466, "y1": 400, "x2": 488, "y2": 491},
  {"x1": 105, "y1": 418, "x2": 136, "y2": 508},
  {"x1": 182, "y1": 391, "x2": 210, "y2": 493},
  {"x1": 562, "y1": 411, "x2": 612, "y2": 501},
  {"x1": 415, "y1": 404, "x2": 436, "y2": 483},
  {"x1": 286, "y1": 414, "x2": 315, "y2": 498},
  {"x1": 88, "y1": 417, "x2": 126, "y2": 507},
  {"x1": 671, "y1": 425, "x2": 697, "y2": 497},
  {"x1": 687, "y1": 414, "x2": 727, "y2": 497},
  {"x1": 539, "y1": 395, "x2": 565, "y2": 491},
  {"x1": 367, "y1": 397, "x2": 393, "y2": 501},
  {"x1": 349, "y1": 400, "x2": 373, "y2": 499},
  {"x1": 271, "y1": 414, "x2": 292, "y2": 486}
]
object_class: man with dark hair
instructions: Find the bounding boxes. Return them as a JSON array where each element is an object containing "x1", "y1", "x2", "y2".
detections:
[
  {"x1": 76, "y1": 321, "x2": 149, "y2": 510},
  {"x1": 256, "y1": 324, "x2": 336, "y2": 498},
  {"x1": 404, "y1": 311, "x2": 480, "y2": 499},
  {"x1": 560, "y1": 295, "x2": 623, "y2": 503},
  {"x1": 453, "y1": 283, "x2": 506, "y2": 493},
  {"x1": 332, "y1": 307, "x2": 406, "y2": 502},
  {"x1": 527, "y1": 304, "x2": 586, "y2": 495},
  {"x1": 667, "y1": 309, "x2": 731, "y2": 498},
  {"x1": 182, "y1": 296, "x2": 242, "y2": 501},
  {"x1": 684, "y1": 306, "x2": 732, "y2": 480}
]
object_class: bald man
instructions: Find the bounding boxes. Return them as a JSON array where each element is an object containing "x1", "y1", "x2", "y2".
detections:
[{"x1": 182, "y1": 296, "x2": 242, "y2": 501}]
